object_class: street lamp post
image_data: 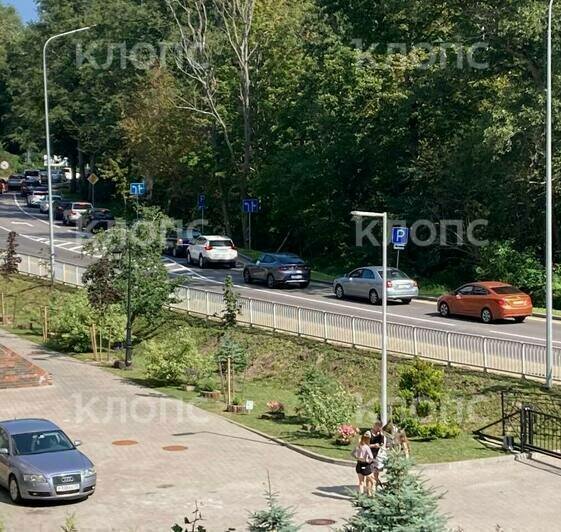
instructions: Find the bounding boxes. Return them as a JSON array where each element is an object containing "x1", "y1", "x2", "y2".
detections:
[
  {"x1": 546, "y1": 0, "x2": 554, "y2": 388},
  {"x1": 43, "y1": 26, "x2": 93, "y2": 283},
  {"x1": 352, "y1": 211, "x2": 388, "y2": 425}
]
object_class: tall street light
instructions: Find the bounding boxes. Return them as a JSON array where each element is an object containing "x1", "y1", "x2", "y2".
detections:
[
  {"x1": 43, "y1": 26, "x2": 94, "y2": 283},
  {"x1": 546, "y1": 0, "x2": 554, "y2": 388},
  {"x1": 352, "y1": 211, "x2": 388, "y2": 425}
]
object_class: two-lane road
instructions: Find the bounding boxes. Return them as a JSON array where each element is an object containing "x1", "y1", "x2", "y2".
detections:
[{"x1": 0, "y1": 192, "x2": 558, "y2": 348}]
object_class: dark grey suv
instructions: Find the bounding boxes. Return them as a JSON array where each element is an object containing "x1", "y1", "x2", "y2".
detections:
[{"x1": 243, "y1": 253, "x2": 311, "y2": 288}]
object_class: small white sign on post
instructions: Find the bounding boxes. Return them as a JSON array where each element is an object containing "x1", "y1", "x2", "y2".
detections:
[{"x1": 245, "y1": 400, "x2": 254, "y2": 413}]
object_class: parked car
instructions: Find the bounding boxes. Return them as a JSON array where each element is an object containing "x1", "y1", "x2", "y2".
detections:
[
  {"x1": 437, "y1": 282, "x2": 533, "y2": 324},
  {"x1": 164, "y1": 227, "x2": 201, "y2": 258},
  {"x1": 26, "y1": 188, "x2": 49, "y2": 207},
  {"x1": 186, "y1": 235, "x2": 237, "y2": 268},
  {"x1": 7, "y1": 174, "x2": 24, "y2": 190},
  {"x1": 54, "y1": 200, "x2": 72, "y2": 221},
  {"x1": 39, "y1": 195, "x2": 63, "y2": 214},
  {"x1": 243, "y1": 253, "x2": 311, "y2": 289},
  {"x1": 81, "y1": 208, "x2": 115, "y2": 232},
  {"x1": 0, "y1": 418, "x2": 96, "y2": 504},
  {"x1": 21, "y1": 179, "x2": 44, "y2": 197},
  {"x1": 23, "y1": 170, "x2": 41, "y2": 184},
  {"x1": 333, "y1": 267, "x2": 419, "y2": 304},
  {"x1": 62, "y1": 202, "x2": 93, "y2": 226}
]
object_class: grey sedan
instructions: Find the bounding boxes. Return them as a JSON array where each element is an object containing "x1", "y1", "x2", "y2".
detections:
[
  {"x1": 333, "y1": 266, "x2": 418, "y2": 304},
  {"x1": 0, "y1": 418, "x2": 96, "y2": 503},
  {"x1": 243, "y1": 253, "x2": 311, "y2": 288}
]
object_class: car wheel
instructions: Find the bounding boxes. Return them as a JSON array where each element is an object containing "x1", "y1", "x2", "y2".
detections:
[
  {"x1": 514, "y1": 316, "x2": 526, "y2": 323},
  {"x1": 439, "y1": 302, "x2": 450, "y2": 318},
  {"x1": 267, "y1": 274, "x2": 276, "y2": 289},
  {"x1": 335, "y1": 284, "x2": 345, "y2": 299},
  {"x1": 299, "y1": 282, "x2": 310, "y2": 289},
  {"x1": 243, "y1": 269, "x2": 252, "y2": 284},
  {"x1": 369, "y1": 289, "x2": 381, "y2": 305},
  {"x1": 481, "y1": 307, "x2": 493, "y2": 324},
  {"x1": 198, "y1": 255, "x2": 206, "y2": 269},
  {"x1": 186, "y1": 251, "x2": 192, "y2": 264},
  {"x1": 9, "y1": 475, "x2": 22, "y2": 504},
  {"x1": 172, "y1": 247, "x2": 178, "y2": 258},
  {"x1": 401, "y1": 298, "x2": 412, "y2": 304}
]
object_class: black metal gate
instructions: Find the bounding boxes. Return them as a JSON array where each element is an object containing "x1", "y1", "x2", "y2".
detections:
[{"x1": 475, "y1": 391, "x2": 561, "y2": 459}]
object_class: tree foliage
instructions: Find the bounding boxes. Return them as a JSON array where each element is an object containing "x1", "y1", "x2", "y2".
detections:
[{"x1": 0, "y1": 231, "x2": 21, "y2": 277}]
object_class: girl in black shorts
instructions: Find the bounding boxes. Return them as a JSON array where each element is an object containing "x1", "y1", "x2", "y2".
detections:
[{"x1": 352, "y1": 431, "x2": 375, "y2": 496}]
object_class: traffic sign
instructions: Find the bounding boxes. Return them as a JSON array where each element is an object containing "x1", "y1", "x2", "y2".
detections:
[
  {"x1": 392, "y1": 226, "x2": 409, "y2": 247},
  {"x1": 0, "y1": 161, "x2": 9, "y2": 171},
  {"x1": 87, "y1": 173, "x2": 99, "y2": 186},
  {"x1": 198, "y1": 193, "x2": 206, "y2": 210},
  {"x1": 242, "y1": 198, "x2": 260, "y2": 214},
  {"x1": 130, "y1": 182, "x2": 146, "y2": 196}
]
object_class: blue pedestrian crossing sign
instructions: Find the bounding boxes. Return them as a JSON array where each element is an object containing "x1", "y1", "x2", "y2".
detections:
[
  {"x1": 243, "y1": 198, "x2": 260, "y2": 214},
  {"x1": 392, "y1": 226, "x2": 409, "y2": 248},
  {"x1": 198, "y1": 193, "x2": 206, "y2": 210},
  {"x1": 130, "y1": 182, "x2": 146, "y2": 196}
]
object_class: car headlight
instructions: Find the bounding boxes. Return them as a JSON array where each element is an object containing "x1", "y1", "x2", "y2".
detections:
[
  {"x1": 23, "y1": 474, "x2": 46, "y2": 483},
  {"x1": 83, "y1": 467, "x2": 96, "y2": 478}
]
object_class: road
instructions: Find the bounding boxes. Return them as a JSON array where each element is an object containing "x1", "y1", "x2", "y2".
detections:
[{"x1": 0, "y1": 192, "x2": 559, "y2": 349}]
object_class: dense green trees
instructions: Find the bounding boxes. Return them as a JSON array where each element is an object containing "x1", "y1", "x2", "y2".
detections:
[{"x1": 1, "y1": 0, "x2": 559, "y2": 287}]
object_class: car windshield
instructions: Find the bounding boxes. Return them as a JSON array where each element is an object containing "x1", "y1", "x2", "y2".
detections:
[
  {"x1": 376, "y1": 268, "x2": 409, "y2": 279},
  {"x1": 25, "y1": 171, "x2": 39, "y2": 177},
  {"x1": 180, "y1": 229, "x2": 199, "y2": 239},
  {"x1": 277, "y1": 255, "x2": 304, "y2": 264},
  {"x1": 210, "y1": 240, "x2": 233, "y2": 247},
  {"x1": 12, "y1": 430, "x2": 74, "y2": 455},
  {"x1": 491, "y1": 286, "x2": 523, "y2": 295}
]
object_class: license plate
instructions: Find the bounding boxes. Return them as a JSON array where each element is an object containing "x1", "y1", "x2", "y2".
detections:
[
  {"x1": 56, "y1": 483, "x2": 80, "y2": 493},
  {"x1": 513, "y1": 301, "x2": 524, "y2": 306},
  {"x1": 292, "y1": 275, "x2": 303, "y2": 279}
]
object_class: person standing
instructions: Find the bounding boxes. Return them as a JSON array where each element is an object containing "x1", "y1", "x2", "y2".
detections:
[
  {"x1": 352, "y1": 431, "x2": 375, "y2": 496},
  {"x1": 370, "y1": 421, "x2": 385, "y2": 490},
  {"x1": 394, "y1": 430, "x2": 411, "y2": 458}
]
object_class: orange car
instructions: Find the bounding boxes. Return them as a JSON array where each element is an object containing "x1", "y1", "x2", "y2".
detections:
[{"x1": 437, "y1": 282, "x2": 533, "y2": 324}]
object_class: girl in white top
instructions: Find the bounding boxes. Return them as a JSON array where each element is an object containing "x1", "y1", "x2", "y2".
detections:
[{"x1": 351, "y1": 431, "x2": 374, "y2": 496}]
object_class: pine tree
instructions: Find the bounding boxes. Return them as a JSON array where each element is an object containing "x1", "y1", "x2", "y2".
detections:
[
  {"x1": 247, "y1": 476, "x2": 300, "y2": 532},
  {"x1": 0, "y1": 231, "x2": 21, "y2": 277},
  {"x1": 343, "y1": 449, "x2": 447, "y2": 532}
]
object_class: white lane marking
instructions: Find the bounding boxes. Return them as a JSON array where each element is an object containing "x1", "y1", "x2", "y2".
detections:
[
  {"x1": 488, "y1": 330, "x2": 561, "y2": 345},
  {"x1": 11, "y1": 221, "x2": 32, "y2": 227},
  {"x1": 12, "y1": 194, "x2": 50, "y2": 226},
  {"x1": 163, "y1": 257, "x2": 458, "y2": 326}
]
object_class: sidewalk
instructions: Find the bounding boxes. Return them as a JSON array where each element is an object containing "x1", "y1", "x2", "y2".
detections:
[{"x1": 1, "y1": 330, "x2": 560, "y2": 531}]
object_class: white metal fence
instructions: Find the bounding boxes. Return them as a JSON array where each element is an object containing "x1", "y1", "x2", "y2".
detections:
[{"x1": 17, "y1": 252, "x2": 561, "y2": 383}]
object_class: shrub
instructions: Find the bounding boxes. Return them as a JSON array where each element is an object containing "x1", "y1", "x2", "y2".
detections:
[
  {"x1": 214, "y1": 334, "x2": 249, "y2": 373},
  {"x1": 142, "y1": 327, "x2": 209, "y2": 385},
  {"x1": 399, "y1": 358, "x2": 445, "y2": 406},
  {"x1": 297, "y1": 369, "x2": 356, "y2": 436},
  {"x1": 196, "y1": 376, "x2": 220, "y2": 392},
  {"x1": 336, "y1": 424, "x2": 358, "y2": 444},
  {"x1": 343, "y1": 449, "x2": 448, "y2": 532},
  {"x1": 416, "y1": 400, "x2": 432, "y2": 418},
  {"x1": 475, "y1": 240, "x2": 545, "y2": 305},
  {"x1": 48, "y1": 292, "x2": 125, "y2": 353}
]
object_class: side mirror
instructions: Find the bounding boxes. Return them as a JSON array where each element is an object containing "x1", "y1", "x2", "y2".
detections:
[
  {"x1": 73, "y1": 440, "x2": 82, "y2": 447},
  {"x1": 344, "y1": 272, "x2": 349, "y2": 278},
  {"x1": 0, "y1": 448, "x2": 9, "y2": 455}
]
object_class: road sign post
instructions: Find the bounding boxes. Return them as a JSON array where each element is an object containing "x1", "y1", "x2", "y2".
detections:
[
  {"x1": 243, "y1": 198, "x2": 260, "y2": 249},
  {"x1": 391, "y1": 226, "x2": 409, "y2": 269},
  {"x1": 88, "y1": 173, "x2": 99, "y2": 207},
  {"x1": 198, "y1": 193, "x2": 206, "y2": 232}
]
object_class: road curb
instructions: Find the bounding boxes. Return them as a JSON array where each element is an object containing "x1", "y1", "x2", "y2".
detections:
[{"x1": 220, "y1": 415, "x2": 521, "y2": 472}]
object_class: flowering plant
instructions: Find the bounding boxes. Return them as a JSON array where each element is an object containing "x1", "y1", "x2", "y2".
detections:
[
  {"x1": 266, "y1": 400, "x2": 285, "y2": 414},
  {"x1": 336, "y1": 424, "x2": 358, "y2": 444}
]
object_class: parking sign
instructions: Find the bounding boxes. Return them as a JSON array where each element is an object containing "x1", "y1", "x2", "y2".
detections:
[{"x1": 392, "y1": 227, "x2": 409, "y2": 248}]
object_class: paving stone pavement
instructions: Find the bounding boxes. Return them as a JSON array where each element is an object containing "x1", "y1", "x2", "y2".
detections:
[{"x1": 0, "y1": 330, "x2": 560, "y2": 532}]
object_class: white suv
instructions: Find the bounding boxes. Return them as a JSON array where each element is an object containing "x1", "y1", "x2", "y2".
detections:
[
  {"x1": 187, "y1": 235, "x2": 238, "y2": 269},
  {"x1": 63, "y1": 202, "x2": 93, "y2": 226}
]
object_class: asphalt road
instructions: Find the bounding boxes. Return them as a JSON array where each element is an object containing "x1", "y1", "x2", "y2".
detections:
[{"x1": 0, "y1": 192, "x2": 559, "y2": 349}]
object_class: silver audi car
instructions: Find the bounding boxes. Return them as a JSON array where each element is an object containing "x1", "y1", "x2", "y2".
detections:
[
  {"x1": 0, "y1": 418, "x2": 96, "y2": 504},
  {"x1": 333, "y1": 266, "x2": 418, "y2": 304}
]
